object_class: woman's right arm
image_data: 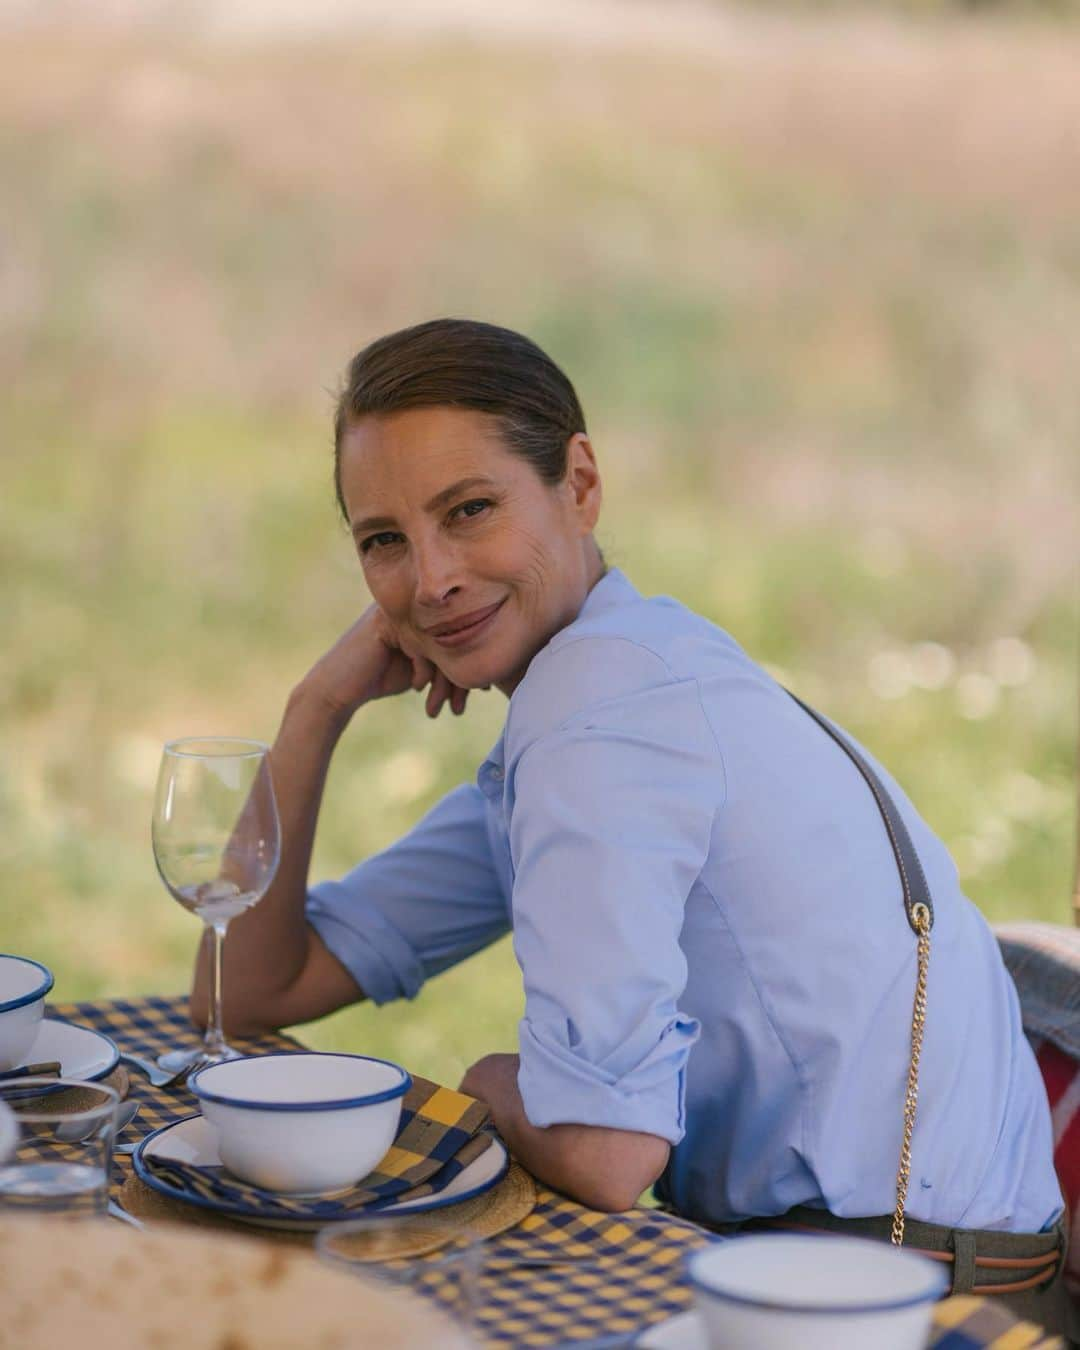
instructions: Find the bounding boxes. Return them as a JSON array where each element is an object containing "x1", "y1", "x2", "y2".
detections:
[{"x1": 189, "y1": 608, "x2": 468, "y2": 1038}]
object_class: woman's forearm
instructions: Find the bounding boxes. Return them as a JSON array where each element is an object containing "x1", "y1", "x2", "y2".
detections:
[
  {"x1": 189, "y1": 681, "x2": 352, "y2": 1036},
  {"x1": 460, "y1": 1054, "x2": 670, "y2": 1212},
  {"x1": 188, "y1": 604, "x2": 475, "y2": 1037}
]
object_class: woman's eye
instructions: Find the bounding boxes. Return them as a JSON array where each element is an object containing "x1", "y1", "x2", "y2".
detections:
[
  {"x1": 453, "y1": 499, "x2": 492, "y2": 521},
  {"x1": 360, "y1": 531, "x2": 402, "y2": 554}
]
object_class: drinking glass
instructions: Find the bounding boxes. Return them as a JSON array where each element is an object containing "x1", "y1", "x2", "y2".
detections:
[
  {"x1": 0, "y1": 1078, "x2": 119, "y2": 1217},
  {"x1": 315, "y1": 1214, "x2": 484, "y2": 1332},
  {"x1": 0, "y1": 1100, "x2": 16, "y2": 1163},
  {"x1": 152, "y1": 738, "x2": 281, "y2": 1068}
]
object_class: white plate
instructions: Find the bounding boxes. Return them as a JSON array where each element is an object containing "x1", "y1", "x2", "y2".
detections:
[
  {"x1": 135, "y1": 1114, "x2": 509, "y2": 1230},
  {"x1": 8, "y1": 1018, "x2": 120, "y2": 1082},
  {"x1": 635, "y1": 1310, "x2": 707, "y2": 1350}
]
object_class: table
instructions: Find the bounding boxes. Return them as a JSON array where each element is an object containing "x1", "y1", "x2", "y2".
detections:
[{"x1": 49, "y1": 996, "x2": 1064, "y2": 1349}]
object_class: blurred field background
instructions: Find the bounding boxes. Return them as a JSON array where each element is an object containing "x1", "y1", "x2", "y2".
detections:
[{"x1": 2, "y1": 0, "x2": 1078, "y2": 1084}]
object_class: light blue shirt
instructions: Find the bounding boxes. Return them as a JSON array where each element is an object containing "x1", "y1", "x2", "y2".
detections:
[{"x1": 308, "y1": 569, "x2": 1061, "y2": 1232}]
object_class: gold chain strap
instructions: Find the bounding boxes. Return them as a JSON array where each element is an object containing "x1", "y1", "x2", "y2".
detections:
[{"x1": 891, "y1": 902, "x2": 932, "y2": 1246}]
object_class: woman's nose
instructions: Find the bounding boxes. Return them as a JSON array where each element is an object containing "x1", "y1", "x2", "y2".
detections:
[{"x1": 412, "y1": 541, "x2": 462, "y2": 607}]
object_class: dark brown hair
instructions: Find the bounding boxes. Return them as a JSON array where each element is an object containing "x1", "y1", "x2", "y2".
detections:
[{"x1": 332, "y1": 318, "x2": 587, "y2": 521}]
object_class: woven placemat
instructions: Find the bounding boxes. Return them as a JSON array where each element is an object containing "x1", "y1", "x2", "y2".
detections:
[{"x1": 119, "y1": 1159, "x2": 538, "y2": 1253}]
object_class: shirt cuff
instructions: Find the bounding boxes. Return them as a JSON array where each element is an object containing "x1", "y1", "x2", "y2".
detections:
[
  {"x1": 306, "y1": 881, "x2": 426, "y2": 1006},
  {"x1": 517, "y1": 1013, "x2": 700, "y2": 1145}
]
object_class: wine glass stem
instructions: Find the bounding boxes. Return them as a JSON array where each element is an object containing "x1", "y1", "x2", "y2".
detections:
[{"x1": 203, "y1": 919, "x2": 231, "y2": 1059}]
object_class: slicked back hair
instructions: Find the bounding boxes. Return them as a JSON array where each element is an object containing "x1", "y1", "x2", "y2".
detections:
[{"x1": 332, "y1": 318, "x2": 586, "y2": 521}]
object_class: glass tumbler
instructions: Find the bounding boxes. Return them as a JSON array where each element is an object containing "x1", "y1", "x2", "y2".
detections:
[
  {"x1": 0, "y1": 1078, "x2": 119, "y2": 1218},
  {"x1": 315, "y1": 1213, "x2": 484, "y2": 1331}
]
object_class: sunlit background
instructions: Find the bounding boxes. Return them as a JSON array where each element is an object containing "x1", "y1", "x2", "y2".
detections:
[{"x1": 3, "y1": 0, "x2": 1078, "y2": 1086}]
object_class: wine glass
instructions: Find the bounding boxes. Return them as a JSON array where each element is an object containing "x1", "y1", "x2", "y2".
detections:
[{"x1": 152, "y1": 738, "x2": 281, "y2": 1069}]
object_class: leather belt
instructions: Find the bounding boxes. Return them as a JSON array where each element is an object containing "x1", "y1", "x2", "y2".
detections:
[{"x1": 746, "y1": 1211, "x2": 1065, "y2": 1297}]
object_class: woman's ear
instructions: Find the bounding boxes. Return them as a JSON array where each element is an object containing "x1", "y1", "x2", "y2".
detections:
[{"x1": 564, "y1": 433, "x2": 602, "y2": 533}]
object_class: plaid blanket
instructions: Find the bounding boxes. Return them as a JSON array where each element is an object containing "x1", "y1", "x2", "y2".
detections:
[
  {"x1": 997, "y1": 922, "x2": 1080, "y2": 1060},
  {"x1": 996, "y1": 922, "x2": 1080, "y2": 1299}
]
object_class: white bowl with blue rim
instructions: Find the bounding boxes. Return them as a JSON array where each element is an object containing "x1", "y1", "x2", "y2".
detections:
[
  {"x1": 0, "y1": 956, "x2": 55, "y2": 1071},
  {"x1": 189, "y1": 1052, "x2": 411, "y2": 1196},
  {"x1": 686, "y1": 1232, "x2": 949, "y2": 1350}
]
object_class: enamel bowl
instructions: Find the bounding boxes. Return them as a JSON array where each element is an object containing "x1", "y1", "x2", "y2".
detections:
[
  {"x1": 687, "y1": 1233, "x2": 949, "y2": 1350},
  {"x1": 189, "y1": 1052, "x2": 411, "y2": 1195},
  {"x1": 0, "y1": 956, "x2": 54, "y2": 1071}
]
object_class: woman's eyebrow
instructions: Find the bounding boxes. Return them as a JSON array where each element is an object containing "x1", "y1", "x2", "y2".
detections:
[
  {"x1": 350, "y1": 476, "x2": 498, "y2": 537},
  {"x1": 423, "y1": 475, "x2": 499, "y2": 513}
]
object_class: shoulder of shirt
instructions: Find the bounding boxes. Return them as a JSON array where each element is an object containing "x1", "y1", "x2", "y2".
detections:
[{"x1": 504, "y1": 592, "x2": 730, "y2": 756}]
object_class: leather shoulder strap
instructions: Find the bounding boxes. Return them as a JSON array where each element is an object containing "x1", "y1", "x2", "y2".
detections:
[{"x1": 784, "y1": 689, "x2": 935, "y2": 933}]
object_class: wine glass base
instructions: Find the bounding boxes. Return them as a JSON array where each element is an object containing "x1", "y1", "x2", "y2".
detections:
[
  {"x1": 157, "y1": 1048, "x2": 201, "y2": 1074},
  {"x1": 199, "y1": 1046, "x2": 243, "y2": 1066},
  {"x1": 157, "y1": 1045, "x2": 241, "y2": 1073}
]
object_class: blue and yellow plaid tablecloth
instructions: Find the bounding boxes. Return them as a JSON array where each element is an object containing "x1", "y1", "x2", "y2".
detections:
[{"x1": 48, "y1": 996, "x2": 1063, "y2": 1349}]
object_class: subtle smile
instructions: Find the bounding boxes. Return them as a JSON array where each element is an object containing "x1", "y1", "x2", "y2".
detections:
[{"x1": 426, "y1": 599, "x2": 507, "y2": 649}]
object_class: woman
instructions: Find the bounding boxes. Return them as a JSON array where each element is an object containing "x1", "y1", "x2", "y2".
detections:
[{"x1": 192, "y1": 318, "x2": 1068, "y2": 1330}]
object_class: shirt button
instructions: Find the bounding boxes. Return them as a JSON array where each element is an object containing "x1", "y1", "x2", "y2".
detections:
[{"x1": 491, "y1": 766, "x2": 504, "y2": 781}]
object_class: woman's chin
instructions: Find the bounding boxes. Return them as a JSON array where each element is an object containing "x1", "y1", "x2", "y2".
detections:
[
  {"x1": 439, "y1": 643, "x2": 529, "y2": 695},
  {"x1": 432, "y1": 648, "x2": 497, "y2": 690}
]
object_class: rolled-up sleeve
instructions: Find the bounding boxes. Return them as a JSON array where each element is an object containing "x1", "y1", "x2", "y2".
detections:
[
  {"x1": 307, "y1": 784, "x2": 510, "y2": 1005},
  {"x1": 508, "y1": 661, "x2": 721, "y2": 1143}
]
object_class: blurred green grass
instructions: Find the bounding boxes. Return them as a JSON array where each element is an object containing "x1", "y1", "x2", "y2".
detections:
[{"x1": 1, "y1": 20, "x2": 1077, "y2": 1084}]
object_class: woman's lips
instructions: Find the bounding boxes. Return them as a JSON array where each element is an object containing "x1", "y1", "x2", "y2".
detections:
[{"x1": 428, "y1": 598, "x2": 506, "y2": 649}]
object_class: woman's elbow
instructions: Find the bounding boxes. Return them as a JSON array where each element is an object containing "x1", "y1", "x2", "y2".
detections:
[
  {"x1": 564, "y1": 1131, "x2": 670, "y2": 1212},
  {"x1": 576, "y1": 1176, "x2": 652, "y2": 1213}
]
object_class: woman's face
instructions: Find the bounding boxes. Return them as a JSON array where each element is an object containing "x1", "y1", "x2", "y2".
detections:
[{"x1": 338, "y1": 406, "x2": 603, "y2": 695}]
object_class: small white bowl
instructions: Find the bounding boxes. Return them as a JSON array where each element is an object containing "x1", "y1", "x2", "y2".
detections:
[
  {"x1": 0, "y1": 955, "x2": 54, "y2": 1071},
  {"x1": 687, "y1": 1232, "x2": 949, "y2": 1350},
  {"x1": 190, "y1": 1052, "x2": 411, "y2": 1195}
]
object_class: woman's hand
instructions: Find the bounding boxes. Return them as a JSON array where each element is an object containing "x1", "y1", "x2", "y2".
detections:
[
  {"x1": 460, "y1": 1053, "x2": 521, "y2": 1108},
  {"x1": 298, "y1": 605, "x2": 473, "y2": 723}
]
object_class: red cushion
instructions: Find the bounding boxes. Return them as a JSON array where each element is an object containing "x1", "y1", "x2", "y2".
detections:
[{"x1": 1034, "y1": 1038, "x2": 1080, "y2": 1293}]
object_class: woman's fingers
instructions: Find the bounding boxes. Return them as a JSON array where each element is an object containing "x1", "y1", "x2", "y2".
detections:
[
  {"x1": 409, "y1": 654, "x2": 436, "y2": 693},
  {"x1": 374, "y1": 610, "x2": 484, "y2": 717},
  {"x1": 426, "y1": 669, "x2": 452, "y2": 718},
  {"x1": 424, "y1": 669, "x2": 471, "y2": 719}
]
